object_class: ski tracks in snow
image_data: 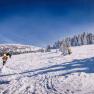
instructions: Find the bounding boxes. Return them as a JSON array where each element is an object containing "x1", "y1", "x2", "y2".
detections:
[{"x1": 1, "y1": 45, "x2": 94, "y2": 94}]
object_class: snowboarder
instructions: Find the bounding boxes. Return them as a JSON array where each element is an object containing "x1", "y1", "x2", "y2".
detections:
[{"x1": 2, "y1": 53, "x2": 11, "y2": 66}]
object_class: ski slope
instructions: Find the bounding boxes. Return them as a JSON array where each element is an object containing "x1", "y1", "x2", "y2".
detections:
[{"x1": 0, "y1": 45, "x2": 94, "y2": 94}]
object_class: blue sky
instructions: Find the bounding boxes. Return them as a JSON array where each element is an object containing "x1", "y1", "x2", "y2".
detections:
[{"x1": 0, "y1": 0, "x2": 94, "y2": 47}]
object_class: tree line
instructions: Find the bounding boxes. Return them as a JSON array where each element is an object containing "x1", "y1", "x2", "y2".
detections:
[
  {"x1": 47, "y1": 32, "x2": 94, "y2": 49},
  {"x1": 46, "y1": 32, "x2": 94, "y2": 55}
]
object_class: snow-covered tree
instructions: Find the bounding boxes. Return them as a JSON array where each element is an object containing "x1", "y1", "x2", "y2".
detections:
[
  {"x1": 52, "y1": 32, "x2": 94, "y2": 49},
  {"x1": 53, "y1": 40, "x2": 62, "y2": 49},
  {"x1": 82, "y1": 32, "x2": 87, "y2": 45},
  {"x1": 60, "y1": 43, "x2": 71, "y2": 55},
  {"x1": 46, "y1": 45, "x2": 51, "y2": 52}
]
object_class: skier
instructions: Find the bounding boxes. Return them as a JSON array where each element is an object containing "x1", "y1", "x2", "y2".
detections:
[
  {"x1": 6, "y1": 52, "x2": 12, "y2": 58},
  {"x1": 2, "y1": 53, "x2": 11, "y2": 66}
]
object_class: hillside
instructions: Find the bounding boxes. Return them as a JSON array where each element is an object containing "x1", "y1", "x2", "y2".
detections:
[
  {"x1": 0, "y1": 44, "x2": 42, "y2": 55},
  {"x1": 0, "y1": 44, "x2": 94, "y2": 94}
]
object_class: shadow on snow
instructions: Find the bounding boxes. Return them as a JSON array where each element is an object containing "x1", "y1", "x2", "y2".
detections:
[
  {"x1": 0, "y1": 57, "x2": 94, "y2": 77},
  {"x1": 0, "y1": 80, "x2": 10, "y2": 85}
]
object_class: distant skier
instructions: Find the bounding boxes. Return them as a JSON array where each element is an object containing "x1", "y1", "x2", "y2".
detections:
[{"x1": 2, "y1": 52, "x2": 11, "y2": 66}]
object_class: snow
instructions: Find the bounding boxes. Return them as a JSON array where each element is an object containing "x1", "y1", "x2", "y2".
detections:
[
  {"x1": 0, "y1": 44, "x2": 42, "y2": 53},
  {"x1": 0, "y1": 44, "x2": 94, "y2": 94}
]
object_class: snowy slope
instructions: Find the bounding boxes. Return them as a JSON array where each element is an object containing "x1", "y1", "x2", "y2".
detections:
[
  {"x1": 0, "y1": 45, "x2": 94, "y2": 94},
  {"x1": 0, "y1": 44, "x2": 42, "y2": 53}
]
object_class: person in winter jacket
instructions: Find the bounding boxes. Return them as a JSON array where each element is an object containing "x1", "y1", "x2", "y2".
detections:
[{"x1": 2, "y1": 53, "x2": 10, "y2": 66}]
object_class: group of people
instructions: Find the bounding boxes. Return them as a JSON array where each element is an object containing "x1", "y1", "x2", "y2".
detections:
[{"x1": 1, "y1": 52, "x2": 12, "y2": 66}]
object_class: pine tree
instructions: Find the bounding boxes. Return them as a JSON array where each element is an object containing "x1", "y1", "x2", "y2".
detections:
[{"x1": 46, "y1": 45, "x2": 51, "y2": 52}]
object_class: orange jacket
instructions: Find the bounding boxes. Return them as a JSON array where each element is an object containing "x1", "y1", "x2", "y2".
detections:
[{"x1": 2, "y1": 56, "x2": 8, "y2": 62}]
